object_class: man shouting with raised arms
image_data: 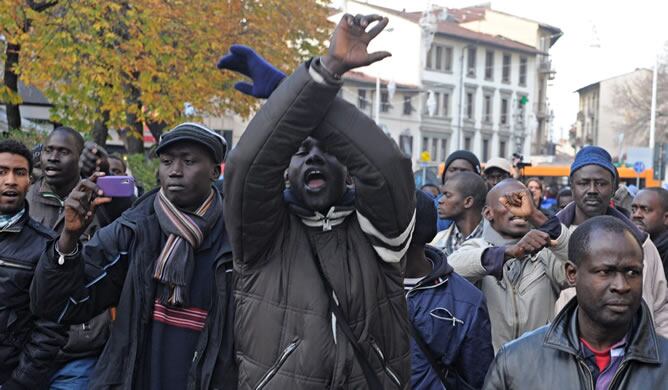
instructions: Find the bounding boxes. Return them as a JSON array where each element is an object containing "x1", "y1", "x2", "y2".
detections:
[{"x1": 222, "y1": 13, "x2": 415, "y2": 390}]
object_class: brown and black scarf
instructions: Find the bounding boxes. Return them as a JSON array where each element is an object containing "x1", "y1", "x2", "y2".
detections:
[{"x1": 153, "y1": 188, "x2": 222, "y2": 306}]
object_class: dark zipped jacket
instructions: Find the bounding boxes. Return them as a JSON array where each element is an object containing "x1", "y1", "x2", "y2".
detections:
[
  {"x1": 406, "y1": 246, "x2": 493, "y2": 389},
  {"x1": 224, "y1": 60, "x2": 416, "y2": 389},
  {"x1": 0, "y1": 205, "x2": 67, "y2": 389},
  {"x1": 30, "y1": 188, "x2": 237, "y2": 389},
  {"x1": 483, "y1": 298, "x2": 668, "y2": 389}
]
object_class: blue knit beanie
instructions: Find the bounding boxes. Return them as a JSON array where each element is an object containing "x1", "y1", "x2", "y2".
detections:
[{"x1": 570, "y1": 146, "x2": 617, "y2": 181}]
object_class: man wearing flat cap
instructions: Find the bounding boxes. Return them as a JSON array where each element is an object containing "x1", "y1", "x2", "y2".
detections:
[{"x1": 31, "y1": 123, "x2": 237, "y2": 389}]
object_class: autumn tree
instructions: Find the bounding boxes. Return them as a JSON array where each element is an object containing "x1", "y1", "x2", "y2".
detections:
[
  {"x1": 3, "y1": 0, "x2": 329, "y2": 151},
  {"x1": 0, "y1": 0, "x2": 58, "y2": 130},
  {"x1": 614, "y1": 42, "x2": 668, "y2": 146}
]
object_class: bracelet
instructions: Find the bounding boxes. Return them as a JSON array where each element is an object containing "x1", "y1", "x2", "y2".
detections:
[
  {"x1": 55, "y1": 241, "x2": 80, "y2": 265},
  {"x1": 318, "y1": 57, "x2": 342, "y2": 80}
]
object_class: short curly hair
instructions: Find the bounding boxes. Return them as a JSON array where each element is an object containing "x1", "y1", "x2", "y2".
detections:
[{"x1": 0, "y1": 139, "x2": 33, "y2": 174}]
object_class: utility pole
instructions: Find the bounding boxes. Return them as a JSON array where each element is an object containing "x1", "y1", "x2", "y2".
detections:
[{"x1": 650, "y1": 53, "x2": 658, "y2": 148}]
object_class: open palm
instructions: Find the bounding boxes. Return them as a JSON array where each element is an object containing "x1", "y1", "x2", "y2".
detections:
[{"x1": 325, "y1": 14, "x2": 391, "y2": 75}]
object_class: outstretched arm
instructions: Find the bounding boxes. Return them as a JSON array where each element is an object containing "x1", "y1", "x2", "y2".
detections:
[{"x1": 222, "y1": 14, "x2": 394, "y2": 268}]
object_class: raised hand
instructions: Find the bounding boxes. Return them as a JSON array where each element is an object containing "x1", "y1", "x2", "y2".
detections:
[
  {"x1": 80, "y1": 141, "x2": 109, "y2": 177},
  {"x1": 322, "y1": 14, "x2": 392, "y2": 76},
  {"x1": 217, "y1": 44, "x2": 286, "y2": 98},
  {"x1": 58, "y1": 174, "x2": 112, "y2": 253},
  {"x1": 499, "y1": 190, "x2": 534, "y2": 218},
  {"x1": 505, "y1": 230, "x2": 557, "y2": 259}
]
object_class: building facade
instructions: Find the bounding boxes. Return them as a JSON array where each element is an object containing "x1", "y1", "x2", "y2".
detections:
[
  {"x1": 330, "y1": 1, "x2": 545, "y2": 168},
  {"x1": 574, "y1": 69, "x2": 652, "y2": 159}
]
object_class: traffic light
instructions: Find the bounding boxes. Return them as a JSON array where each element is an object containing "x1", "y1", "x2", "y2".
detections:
[
  {"x1": 519, "y1": 95, "x2": 529, "y2": 106},
  {"x1": 653, "y1": 143, "x2": 666, "y2": 181}
]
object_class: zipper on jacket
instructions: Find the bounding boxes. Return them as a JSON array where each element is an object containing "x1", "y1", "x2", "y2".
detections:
[
  {"x1": 576, "y1": 357, "x2": 595, "y2": 390},
  {"x1": 511, "y1": 285, "x2": 520, "y2": 339},
  {"x1": 607, "y1": 361, "x2": 630, "y2": 389},
  {"x1": 0, "y1": 258, "x2": 34, "y2": 271},
  {"x1": 369, "y1": 338, "x2": 401, "y2": 388},
  {"x1": 255, "y1": 338, "x2": 301, "y2": 390}
]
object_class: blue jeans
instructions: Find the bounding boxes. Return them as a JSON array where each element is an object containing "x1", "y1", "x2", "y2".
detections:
[{"x1": 50, "y1": 357, "x2": 97, "y2": 390}]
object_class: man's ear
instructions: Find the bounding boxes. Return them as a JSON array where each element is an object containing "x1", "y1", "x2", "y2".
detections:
[
  {"x1": 211, "y1": 164, "x2": 221, "y2": 181},
  {"x1": 463, "y1": 195, "x2": 474, "y2": 210},
  {"x1": 565, "y1": 261, "x2": 577, "y2": 287},
  {"x1": 483, "y1": 205, "x2": 493, "y2": 222}
]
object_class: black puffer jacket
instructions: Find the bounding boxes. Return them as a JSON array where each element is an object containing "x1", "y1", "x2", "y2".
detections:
[
  {"x1": 0, "y1": 206, "x2": 67, "y2": 389},
  {"x1": 483, "y1": 298, "x2": 668, "y2": 389},
  {"x1": 224, "y1": 61, "x2": 416, "y2": 389},
  {"x1": 30, "y1": 188, "x2": 236, "y2": 389}
]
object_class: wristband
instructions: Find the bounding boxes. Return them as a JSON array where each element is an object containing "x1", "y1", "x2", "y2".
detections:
[{"x1": 55, "y1": 241, "x2": 80, "y2": 265}]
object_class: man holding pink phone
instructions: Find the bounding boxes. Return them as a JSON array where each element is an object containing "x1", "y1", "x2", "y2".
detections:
[{"x1": 30, "y1": 123, "x2": 236, "y2": 390}]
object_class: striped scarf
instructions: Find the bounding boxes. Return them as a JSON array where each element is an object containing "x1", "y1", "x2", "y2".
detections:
[{"x1": 153, "y1": 188, "x2": 222, "y2": 306}]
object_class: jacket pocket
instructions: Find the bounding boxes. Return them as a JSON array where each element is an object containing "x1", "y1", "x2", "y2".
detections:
[
  {"x1": 369, "y1": 338, "x2": 401, "y2": 388},
  {"x1": 517, "y1": 262, "x2": 547, "y2": 296},
  {"x1": 254, "y1": 337, "x2": 301, "y2": 390}
]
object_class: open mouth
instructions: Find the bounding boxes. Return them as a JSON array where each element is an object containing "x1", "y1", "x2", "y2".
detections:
[
  {"x1": 43, "y1": 166, "x2": 61, "y2": 176},
  {"x1": 304, "y1": 169, "x2": 327, "y2": 191},
  {"x1": 2, "y1": 190, "x2": 18, "y2": 199},
  {"x1": 509, "y1": 216, "x2": 528, "y2": 225}
]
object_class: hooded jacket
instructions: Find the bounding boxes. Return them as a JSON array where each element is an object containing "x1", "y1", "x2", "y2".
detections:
[
  {"x1": 224, "y1": 61, "x2": 416, "y2": 389},
  {"x1": 483, "y1": 299, "x2": 668, "y2": 389},
  {"x1": 448, "y1": 218, "x2": 571, "y2": 351},
  {"x1": 552, "y1": 203, "x2": 668, "y2": 338},
  {"x1": 406, "y1": 245, "x2": 493, "y2": 389},
  {"x1": 0, "y1": 205, "x2": 66, "y2": 390},
  {"x1": 30, "y1": 188, "x2": 236, "y2": 390}
]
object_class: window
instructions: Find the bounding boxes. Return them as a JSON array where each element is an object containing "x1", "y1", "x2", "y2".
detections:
[
  {"x1": 431, "y1": 137, "x2": 438, "y2": 160},
  {"x1": 400, "y1": 135, "x2": 413, "y2": 157},
  {"x1": 440, "y1": 138, "x2": 448, "y2": 160},
  {"x1": 381, "y1": 91, "x2": 390, "y2": 112},
  {"x1": 482, "y1": 139, "x2": 490, "y2": 161},
  {"x1": 422, "y1": 137, "x2": 429, "y2": 153},
  {"x1": 485, "y1": 50, "x2": 494, "y2": 80},
  {"x1": 444, "y1": 47, "x2": 453, "y2": 72},
  {"x1": 426, "y1": 45, "x2": 453, "y2": 72},
  {"x1": 442, "y1": 92, "x2": 450, "y2": 117},
  {"x1": 519, "y1": 57, "x2": 527, "y2": 86},
  {"x1": 358, "y1": 89, "x2": 367, "y2": 110},
  {"x1": 501, "y1": 98, "x2": 509, "y2": 125},
  {"x1": 426, "y1": 47, "x2": 433, "y2": 69},
  {"x1": 483, "y1": 94, "x2": 492, "y2": 123},
  {"x1": 499, "y1": 140, "x2": 506, "y2": 158},
  {"x1": 502, "y1": 54, "x2": 511, "y2": 83},
  {"x1": 466, "y1": 91, "x2": 474, "y2": 120},
  {"x1": 403, "y1": 95, "x2": 412, "y2": 115},
  {"x1": 467, "y1": 47, "x2": 477, "y2": 77},
  {"x1": 464, "y1": 137, "x2": 472, "y2": 151}
]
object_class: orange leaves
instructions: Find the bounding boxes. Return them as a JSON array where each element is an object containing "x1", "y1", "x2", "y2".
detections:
[{"x1": 6, "y1": 0, "x2": 329, "y2": 135}]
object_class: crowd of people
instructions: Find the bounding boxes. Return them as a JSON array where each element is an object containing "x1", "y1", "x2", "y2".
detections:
[{"x1": 1, "y1": 13, "x2": 668, "y2": 390}]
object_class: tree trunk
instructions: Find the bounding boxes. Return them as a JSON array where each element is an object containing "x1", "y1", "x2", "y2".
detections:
[
  {"x1": 91, "y1": 110, "x2": 110, "y2": 146},
  {"x1": 147, "y1": 121, "x2": 167, "y2": 142},
  {"x1": 125, "y1": 121, "x2": 144, "y2": 154},
  {"x1": 4, "y1": 42, "x2": 22, "y2": 130}
]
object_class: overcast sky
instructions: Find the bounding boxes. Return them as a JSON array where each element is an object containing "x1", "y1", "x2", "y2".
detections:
[{"x1": 337, "y1": 0, "x2": 668, "y2": 141}]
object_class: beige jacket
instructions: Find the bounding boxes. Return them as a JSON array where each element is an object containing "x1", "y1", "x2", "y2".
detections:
[
  {"x1": 553, "y1": 226, "x2": 668, "y2": 338},
  {"x1": 449, "y1": 221, "x2": 571, "y2": 351}
]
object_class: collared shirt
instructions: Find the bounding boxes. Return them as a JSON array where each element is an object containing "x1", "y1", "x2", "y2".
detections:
[
  {"x1": 0, "y1": 208, "x2": 25, "y2": 231},
  {"x1": 444, "y1": 220, "x2": 484, "y2": 256},
  {"x1": 580, "y1": 336, "x2": 627, "y2": 390}
]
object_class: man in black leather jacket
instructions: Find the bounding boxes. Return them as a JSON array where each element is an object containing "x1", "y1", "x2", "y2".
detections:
[
  {"x1": 0, "y1": 139, "x2": 67, "y2": 389},
  {"x1": 484, "y1": 215, "x2": 668, "y2": 389}
]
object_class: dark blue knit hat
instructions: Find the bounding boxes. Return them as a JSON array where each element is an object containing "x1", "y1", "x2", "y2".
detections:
[{"x1": 570, "y1": 146, "x2": 617, "y2": 181}]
